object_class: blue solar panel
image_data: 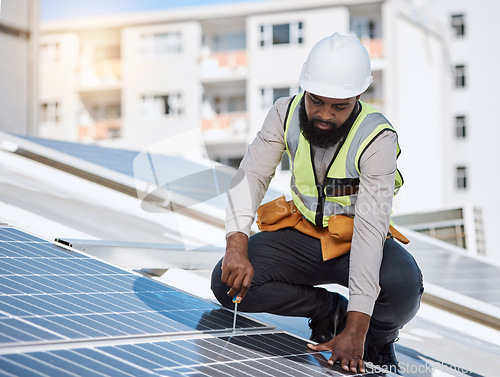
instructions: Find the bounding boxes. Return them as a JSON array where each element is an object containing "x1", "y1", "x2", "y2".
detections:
[
  {"x1": 20, "y1": 135, "x2": 228, "y2": 188},
  {"x1": 0, "y1": 225, "x2": 391, "y2": 376},
  {"x1": 18, "y1": 135, "x2": 285, "y2": 211},
  {"x1": 0, "y1": 226, "x2": 269, "y2": 346},
  {"x1": 0, "y1": 333, "x2": 365, "y2": 377}
]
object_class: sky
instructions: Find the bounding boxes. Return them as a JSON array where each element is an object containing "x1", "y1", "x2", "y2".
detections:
[{"x1": 40, "y1": 0, "x2": 263, "y2": 20}]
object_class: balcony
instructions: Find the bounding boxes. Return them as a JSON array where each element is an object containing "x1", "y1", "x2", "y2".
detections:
[
  {"x1": 201, "y1": 112, "x2": 248, "y2": 142},
  {"x1": 78, "y1": 118, "x2": 121, "y2": 140},
  {"x1": 78, "y1": 58, "x2": 122, "y2": 90},
  {"x1": 360, "y1": 38, "x2": 383, "y2": 59},
  {"x1": 199, "y1": 50, "x2": 247, "y2": 82}
]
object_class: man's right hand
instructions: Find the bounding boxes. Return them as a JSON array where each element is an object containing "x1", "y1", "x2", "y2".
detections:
[
  {"x1": 221, "y1": 232, "x2": 253, "y2": 302},
  {"x1": 307, "y1": 311, "x2": 370, "y2": 373}
]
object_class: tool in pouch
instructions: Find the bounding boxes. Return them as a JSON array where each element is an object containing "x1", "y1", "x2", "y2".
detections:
[{"x1": 232, "y1": 295, "x2": 241, "y2": 332}]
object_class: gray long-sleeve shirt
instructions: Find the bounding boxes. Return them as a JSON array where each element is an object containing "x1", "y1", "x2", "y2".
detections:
[{"x1": 226, "y1": 96, "x2": 397, "y2": 316}]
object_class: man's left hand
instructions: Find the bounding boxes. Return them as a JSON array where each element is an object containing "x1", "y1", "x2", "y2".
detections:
[
  {"x1": 307, "y1": 311, "x2": 370, "y2": 373},
  {"x1": 307, "y1": 331, "x2": 365, "y2": 373}
]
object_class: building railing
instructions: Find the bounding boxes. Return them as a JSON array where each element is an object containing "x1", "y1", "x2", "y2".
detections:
[
  {"x1": 201, "y1": 112, "x2": 248, "y2": 139},
  {"x1": 199, "y1": 50, "x2": 247, "y2": 79},
  {"x1": 78, "y1": 118, "x2": 121, "y2": 140},
  {"x1": 360, "y1": 38, "x2": 383, "y2": 59},
  {"x1": 78, "y1": 58, "x2": 122, "y2": 88}
]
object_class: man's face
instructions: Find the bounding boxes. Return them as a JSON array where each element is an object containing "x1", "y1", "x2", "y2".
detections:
[
  {"x1": 304, "y1": 92, "x2": 359, "y2": 130},
  {"x1": 299, "y1": 92, "x2": 360, "y2": 148}
]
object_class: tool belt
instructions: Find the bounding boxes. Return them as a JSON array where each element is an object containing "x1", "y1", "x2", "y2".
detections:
[{"x1": 256, "y1": 195, "x2": 409, "y2": 261}]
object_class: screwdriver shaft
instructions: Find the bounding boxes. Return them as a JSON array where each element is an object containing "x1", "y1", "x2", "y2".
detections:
[{"x1": 232, "y1": 301, "x2": 238, "y2": 332}]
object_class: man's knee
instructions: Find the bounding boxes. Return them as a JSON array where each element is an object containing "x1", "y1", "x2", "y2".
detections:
[
  {"x1": 380, "y1": 268, "x2": 423, "y2": 305},
  {"x1": 379, "y1": 240, "x2": 424, "y2": 320}
]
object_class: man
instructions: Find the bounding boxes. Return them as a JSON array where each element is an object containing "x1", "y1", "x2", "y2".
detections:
[{"x1": 211, "y1": 33, "x2": 423, "y2": 374}]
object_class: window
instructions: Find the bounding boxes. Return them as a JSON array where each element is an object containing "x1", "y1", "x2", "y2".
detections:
[
  {"x1": 40, "y1": 42, "x2": 60, "y2": 65},
  {"x1": 227, "y1": 96, "x2": 246, "y2": 113},
  {"x1": 272, "y1": 24, "x2": 290, "y2": 45},
  {"x1": 352, "y1": 18, "x2": 377, "y2": 39},
  {"x1": 455, "y1": 115, "x2": 466, "y2": 138},
  {"x1": 454, "y1": 65, "x2": 466, "y2": 88},
  {"x1": 213, "y1": 33, "x2": 246, "y2": 51},
  {"x1": 451, "y1": 14, "x2": 465, "y2": 37},
  {"x1": 260, "y1": 87, "x2": 298, "y2": 110},
  {"x1": 141, "y1": 32, "x2": 182, "y2": 57},
  {"x1": 456, "y1": 166, "x2": 467, "y2": 190},
  {"x1": 141, "y1": 93, "x2": 183, "y2": 118},
  {"x1": 213, "y1": 95, "x2": 246, "y2": 114},
  {"x1": 260, "y1": 22, "x2": 303, "y2": 47},
  {"x1": 92, "y1": 104, "x2": 121, "y2": 120},
  {"x1": 93, "y1": 45, "x2": 120, "y2": 61},
  {"x1": 109, "y1": 128, "x2": 121, "y2": 139},
  {"x1": 40, "y1": 102, "x2": 60, "y2": 124}
]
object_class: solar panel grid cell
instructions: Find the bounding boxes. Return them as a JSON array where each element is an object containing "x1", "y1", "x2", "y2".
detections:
[
  {"x1": 0, "y1": 318, "x2": 62, "y2": 343},
  {"x1": 29, "y1": 351, "x2": 108, "y2": 377},
  {"x1": 93, "y1": 337, "x2": 293, "y2": 376},
  {"x1": 0, "y1": 257, "x2": 85, "y2": 276},
  {"x1": 0, "y1": 228, "x2": 47, "y2": 243},
  {"x1": 241, "y1": 359, "x2": 292, "y2": 377},
  {"x1": 135, "y1": 342, "x2": 194, "y2": 368},
  {"x1": 0, "y1": 243, "x2": 48, "y2": 258},
  {"x1": 51, "y1": 349, "x2": 136, "y2": 377},
  {"x1": 151, "y1": 334, "x2": 332, "y2": 376},
  {"x1": 75, "y1": 348, "x2": 155, "y2": 376},
  {"x1": 0, "y1": 355, "x2": 58, "y2": 377}
]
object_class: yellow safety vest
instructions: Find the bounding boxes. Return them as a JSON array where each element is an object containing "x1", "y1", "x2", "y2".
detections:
[{"x1": 284, "y1": 93, "x2": 404, "y2": 227}]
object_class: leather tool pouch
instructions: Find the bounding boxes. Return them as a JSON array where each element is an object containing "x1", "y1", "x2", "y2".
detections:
[
  {"x1": 256, "y1": 195, "x2": 300, "y2": 231},
  {"x1": 256, "y1": 196, "x2": 409, "y2": 261},
  {"x1": 328, "y1": 215, "x2": 355, "y2": 241}
]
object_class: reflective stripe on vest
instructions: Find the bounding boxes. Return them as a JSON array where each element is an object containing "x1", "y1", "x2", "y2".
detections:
[{"x1": 284, "y1": 93, "x2": 404, "y2": 227}]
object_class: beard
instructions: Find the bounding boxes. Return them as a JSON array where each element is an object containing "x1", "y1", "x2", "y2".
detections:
[{"x1": 298, "y1": 96, "x2": 358, "y2": 149}]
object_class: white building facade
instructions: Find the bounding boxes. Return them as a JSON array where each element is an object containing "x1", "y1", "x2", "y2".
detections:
[
  {"x1": 39, "y1": 0, "x2": 500, "y2": 261},
  {"x1": 0, "y1": 0, "x2": 38, "y2": 135},
  {"x1": 39, "y1": 0, "x2": 447, "y2": 160},
  {"x1": 419, "y1": 0, "x2": 500, "y2": 258}
]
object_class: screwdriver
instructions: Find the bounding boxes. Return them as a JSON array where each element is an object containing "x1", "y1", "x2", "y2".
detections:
[{"x1": 232, "y1": 295, "x2": 241, "y2": 332}]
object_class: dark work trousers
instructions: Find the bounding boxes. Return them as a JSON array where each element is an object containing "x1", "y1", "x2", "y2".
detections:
[{"x1": 211, "y1": 228, "x2": 424, "y2": 347}]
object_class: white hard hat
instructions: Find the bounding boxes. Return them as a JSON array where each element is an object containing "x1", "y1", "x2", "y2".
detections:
[{"x1": 299, "y1": 33, "x2": 373, "y2": 99}]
